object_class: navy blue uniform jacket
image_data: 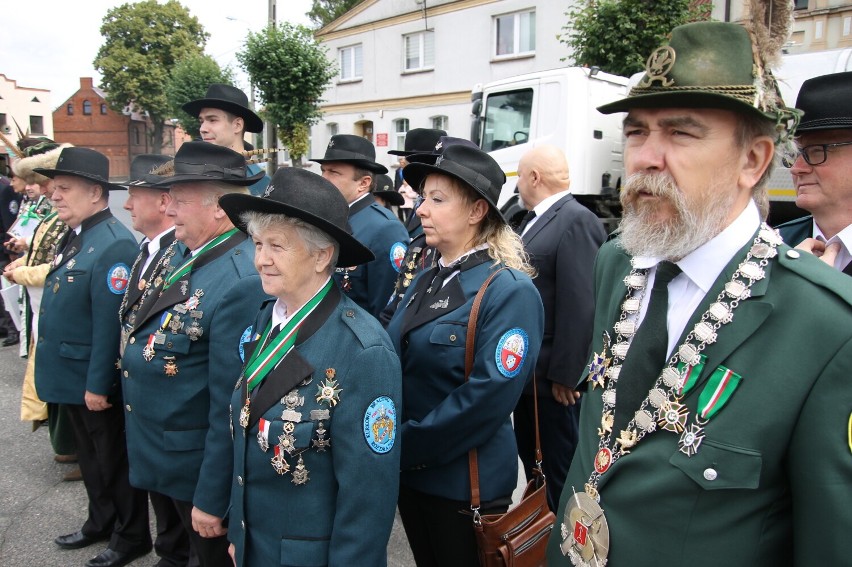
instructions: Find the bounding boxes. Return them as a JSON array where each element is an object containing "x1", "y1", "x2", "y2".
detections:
[{"x1": 386, "y1": 259, "x2": 544, "y2": 502}]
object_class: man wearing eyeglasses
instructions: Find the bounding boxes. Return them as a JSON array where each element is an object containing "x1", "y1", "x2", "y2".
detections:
[{"x1": 778, "y1": 71, "x2": 852, "y2": 275}]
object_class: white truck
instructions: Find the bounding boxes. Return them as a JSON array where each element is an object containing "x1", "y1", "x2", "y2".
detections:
[
  {"x1": 470, "y1": 67, "x2": 628, "y2": 229},
  {"x1": 472, "y1": 49, "x2": 852, "y2": 225}
]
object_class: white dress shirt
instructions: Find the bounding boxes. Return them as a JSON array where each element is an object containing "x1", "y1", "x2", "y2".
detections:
[
  {"x1": 520, "y1": 189, "x2": 571, "y2": 237},
  {"x1": 813, "y1": 221, "x2": 852, "y2": 272},
  {"x1": 140, "y1": 227, "x2": 175, "y2": 275}
]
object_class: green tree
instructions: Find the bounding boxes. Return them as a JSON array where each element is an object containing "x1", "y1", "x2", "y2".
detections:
[
  {"x1": 238, "y1": 22, "x2": 336, "y2": 167},
  {"x1": 560, "y1": 0, "x2": 711, "y2": 77},
  {"x1": 94, "y1": 0, "x2": 208, "y2": 153},
  {"x1": 307, "y1": 0, "x2": 361, "y2": 28},
  {"x1": 165, "y1": 54, "x2": 235, "y2": 139}
]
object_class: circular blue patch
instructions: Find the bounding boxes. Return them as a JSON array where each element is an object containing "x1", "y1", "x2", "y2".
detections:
[
  {"x1": 363, "y1": 396, "x2": 397, "y2": 454},
  {"x1": 238, "y1": 325, "x2": 253, "y2": 362},
  {"x1": 495, "y1": 328, "x2": 529, "y2": 378},
  {"x1": 389, "y1": 242, "x2": 407, "y2": 273},
  {"x1": 106, "y1": 263, "x2": 130, "y2": 294}
]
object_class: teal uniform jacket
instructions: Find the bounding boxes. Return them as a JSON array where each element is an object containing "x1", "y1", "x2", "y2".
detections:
[
  {"x1": 334, "y1": 195, "x2": 409, "y2": 318},
  {"x1": 121, "y1": 234, "x2": 268, "y2": 518},
  {"x1": 386, "y1": 256, "x2": 544, "y2": 502},
  {"x1": 36, "y1": 209, "x2": 138, "y2": 404},
  {"x1": 247, "y1": 163, "x2": 270, "y2": 197},
  {"x1": 228, "y1": 285, "x2": 402, "y2": 567},
  {"x1": 776, "y1": 215, "x2": 813, "y2": 247},
  {"x1": 546, "y1": 236, "x2": 852, "y2": 567}
]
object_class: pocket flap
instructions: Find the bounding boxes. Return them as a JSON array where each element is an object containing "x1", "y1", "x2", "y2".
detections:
[
  {"x1": 161, "y1": 333, "x2": 192, "y2": 355},
  {"x1": 280, "y1": 536, "x2": 330, "y2": 567},
  {"x1": 59, "y1": 342, "x2": 92, "y2": 360},
  {"x1": 670, "y1": 439, "x2": 762, "y2": 490},
  {"x1": 163, "y1": 428, "x2": 207, "y2": 452},
  {"x1": 429, "y1": 322, "x2": 466, "y2": 347}
]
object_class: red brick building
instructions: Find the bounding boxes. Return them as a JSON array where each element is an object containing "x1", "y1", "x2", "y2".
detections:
[{"x1": 52, "y1": 77, "x2": 177, "y2": 179}]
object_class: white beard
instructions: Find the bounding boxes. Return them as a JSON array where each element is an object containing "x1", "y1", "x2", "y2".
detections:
[{"x1": 617, "y1": 172, "x2": 736, "y2": 261}]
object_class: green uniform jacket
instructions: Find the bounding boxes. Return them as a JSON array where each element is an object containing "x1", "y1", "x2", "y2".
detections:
[{"x1": 547, "y1": 235, "x2": 852, "y2": 567}]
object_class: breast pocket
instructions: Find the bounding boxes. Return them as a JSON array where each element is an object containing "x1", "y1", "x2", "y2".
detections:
[
  {"x1": 428, "y1": 321, "x2": 467, "y2": 348},
  {"x1": 159, "y1": 333, "x2": 192, "y2": 356},
  {"x1": 63, "y1": 269, "x2": 88, "y2": 283},
  {"x1": 669, "y1": 439, "x2": 762, "y2": 490}
]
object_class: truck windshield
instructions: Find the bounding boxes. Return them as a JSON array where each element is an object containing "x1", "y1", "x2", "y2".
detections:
[{"x1": 480, "y1": 88, "x2": 533, "y2": 152}]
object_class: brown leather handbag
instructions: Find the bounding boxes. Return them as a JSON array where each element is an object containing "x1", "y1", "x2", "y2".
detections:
[{"x1": 465, "y1": 269, "x2": 555, "y2": 567}]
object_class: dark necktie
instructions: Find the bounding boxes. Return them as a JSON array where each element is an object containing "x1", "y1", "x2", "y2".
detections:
[
  {"x1": 516, "y1": 210, "x2": 537, "y2": 235},
  {"x1": 613, "y1": 261, "x2": 682, "y2": 433},
  {"x1": 843, "y1": 261, "x2": 852, "y2": 277},
  {"x1": 425, "y1": 265, "x2": 457, "y2": 299}
]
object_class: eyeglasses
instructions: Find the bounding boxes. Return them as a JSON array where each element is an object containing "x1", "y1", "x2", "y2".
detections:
[{"x1": 782, "y1": 140, "x2": 852, "y2": 168}]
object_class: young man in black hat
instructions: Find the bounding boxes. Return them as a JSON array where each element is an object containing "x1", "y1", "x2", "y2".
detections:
[
  {"x1": 120, "y1": 142, "x2": 267, "y2": 567},
  {"x1": 183, "y1": 83, "x2": 270, "y2": 197},
  {"x1": 119, "y1": 154, "x2": 192, "y2": 567},
  {"x1": 32, "y1": 147, "x2": 152, "y2": 567},
  {"x1": 778, "y1": 71, "x2": 852, "y2": 275},
  {"x1": 546, "y1": 21, "x2": 852, "y2": 567},
  {"x1": 311, "y1": 134, "x2": 408, "y2": 319}
]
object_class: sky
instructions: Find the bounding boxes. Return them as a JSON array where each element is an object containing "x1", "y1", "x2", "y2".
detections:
[{"x1": 1, "y1": 0, "x2": 313, "y2": 106}]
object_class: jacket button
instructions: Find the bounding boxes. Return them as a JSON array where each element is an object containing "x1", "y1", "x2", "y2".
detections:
[
  {"x1": 129, "y1": 337, "x2": 136, "y2": 345},
  {"x1": 703, "y1": 468, "x2": 718, "y2": 481},
  {"x1": 167, "y1": 342, "x2": 173, "y2": 348},
  {"x1": 345, "y1": 310, "x2": 355, "y2": 318},
  {"x1": 449, "y1": 334, "x2": 457, "y2": 342},
  {"x1": 786, "y1": 249, "x2": 800, "y2": 259},
  {"x1": 123, "y1": 370, "x2": 129, "y2": 378},
  {"x1": 237, "y1": 475, "x2": 244, "y2": 486},
  {"x1": 125, "y1": 404, "x2": 132, "y2": 412}
]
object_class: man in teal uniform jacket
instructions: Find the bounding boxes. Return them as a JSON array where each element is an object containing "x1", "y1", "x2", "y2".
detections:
[
  {"x1": 34, "y1": 147, "x2": 151, "y2": 567},
  {"x1": 120, "y1": 142, "x2": 268, "y2": 567},
  {"x1": 311, "y1": 134, "x2": 408, "y2": 318},
  {"x1": 776, "y1": 71, "x2": 852, "y2": 275},
  {"x1": 546, "y1": 22, "x2": 852, "y2": 567}
]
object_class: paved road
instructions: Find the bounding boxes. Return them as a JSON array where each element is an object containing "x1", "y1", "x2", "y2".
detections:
[{"x1": 0, "y1": 341, "x2": 416, "y2": 566}]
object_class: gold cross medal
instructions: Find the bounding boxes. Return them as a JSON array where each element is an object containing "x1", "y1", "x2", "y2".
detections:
[
  {"x1": 239, "y1": 398, "x2": 251, "y2": 429},
  {"x1": 163, "y1": 356, "x2": 178, "y2": 377},
  {"x1": 316, "y1": 370, "x2": 342, "y2": 406}
]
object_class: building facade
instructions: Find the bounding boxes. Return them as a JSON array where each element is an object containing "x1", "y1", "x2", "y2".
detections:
[
  {"x1": 53, "y1": 77, "x2": 176, "y2": 179},
  {"x1": 0, "y1": 74, "x2": 53, "y2": 148}
]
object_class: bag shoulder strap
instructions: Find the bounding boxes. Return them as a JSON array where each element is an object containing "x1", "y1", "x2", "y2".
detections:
[{"x1": 466, "y1": 267, "x2": 506, "y2": 514}]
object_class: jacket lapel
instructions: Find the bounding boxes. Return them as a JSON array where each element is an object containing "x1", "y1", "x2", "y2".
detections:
[
  {"x1": 400, "y1": 275, "x2": 466, "y2": 336},
  {"x1": 522, "y1": 194, "x2": 571, "y2": 245}
]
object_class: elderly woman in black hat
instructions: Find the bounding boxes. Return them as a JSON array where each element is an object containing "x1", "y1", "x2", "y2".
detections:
[
  {"x1": 218, "y1": 168, "x2": 402, "y2": 567},
  {"x1": 385, "y1": 144, "x2": 544, "y2": 566}
]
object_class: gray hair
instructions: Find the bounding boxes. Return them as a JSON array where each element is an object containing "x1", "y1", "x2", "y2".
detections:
[
  {"x1": 241, "y1": 211, "x2": 340, "y2": 274},
  {"x1": 201, "y1": 182, "x2": 250, "y2": 206}
]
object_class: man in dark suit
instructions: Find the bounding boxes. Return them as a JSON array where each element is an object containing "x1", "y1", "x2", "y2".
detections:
[
  {"x1": 33, "y1": 147, "x2": 151, "y2": 567},
  {"x1": 777, "y1": 71, "x2": 852, "y2": 275},
  {"x1": 119, "y1": 154, "x2": 191, "y2": 567},
  {"x1": 120, "y1": 143, "x2": 268, "y2": 567},
  {"x1": 547, "y1": 22, "x2": 852, "y2": 567},
  {"x1": 513, "y1": 145, "x2": 606, "y2": 512}
]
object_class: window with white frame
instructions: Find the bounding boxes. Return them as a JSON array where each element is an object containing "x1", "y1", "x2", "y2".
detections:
[
  {"x1": 494, "y1": 10, "x2": 536, "y2": 57},
  {"x1": 328, "y1": 123, "x2": 339, "y2": 137},
  {"x1": 403, "y1": 31, "x2": 435, "y2": 72},
  {"x1": 394, "y1": 118, "x2": 409, "y2": 151},
  {"x1": 339, "y1": 44, "x2": 363, "y2": 81},
  {"x1": 431, "y1": 115, "x2": 448, "y2": 131}
]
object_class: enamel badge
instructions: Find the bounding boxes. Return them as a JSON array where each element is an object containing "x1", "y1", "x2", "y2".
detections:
[
  {"x1": 495, "y1": 328, "x2": 529, "y2": 378},
  {"x1": 363, "y1": 396, "x2": 396, "y2": 454},
  {"x1": 107, "y1": 263, "x2": 130, "y2": 294},
  {"x1": 239, "y1": 325, "x2": 253, "y2": 362}
]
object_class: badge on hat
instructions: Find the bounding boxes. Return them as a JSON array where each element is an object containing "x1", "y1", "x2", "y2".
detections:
[
  {"x1": 495, "y1": 328, "x2": 529, "y2": 378},
  {"x1": 107, "y1": 263, "x2": 130, "y2": 294},
  {"x1": 363, "y1": 396, "x2": 397, "y2": 454},
  {"x1": 389, "y1": 242, "x2": 407, "y2": 273}
]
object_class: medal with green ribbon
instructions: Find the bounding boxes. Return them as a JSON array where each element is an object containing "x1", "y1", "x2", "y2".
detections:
[
  {"x1": 678, "y1": 365, "x2": 743, "y2": 456},
  {"x1": 239, "y1": 278, "x2": 333, "y2": 429},
  {"x1": 162, "y1": 228, "x2": 239, "y2": 290}
]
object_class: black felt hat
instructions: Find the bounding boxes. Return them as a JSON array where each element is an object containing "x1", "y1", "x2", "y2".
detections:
[
  {"x1": 310, "y1": 135, "x2": 388, "y2": 174},
  {"x1": 126, "y1": 154, "x2": 172, "y2": 189},
  {"x1": 405, "y1": 136, "x2": 479, "y2": 166},
  {"x1": 403, "y1": 144, "x2": 505, "y2": 216},
  {"x1": 182, "y1": 84, "x2": 263, "y2": 133},
  {"x1": 220, "y1": 167, "x2": 375, "y2": 267},
  {"x1": 372, "y1": 174, "x2": 404, "y2": 207},
  {"x1": 795, "y1": 71, "x2": 852, "y2": 132},
  {"x1": 388, "y1": 128, "x2": 447, "y2": 156},
  {"x1": 155, "y1": 142, "x2": 264, "y2": 187},
  {"x1": 33, "y1": 147, "x2": 125, "y2": 191}
]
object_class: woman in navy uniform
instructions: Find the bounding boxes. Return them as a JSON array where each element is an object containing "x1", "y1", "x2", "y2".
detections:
[
  {"x1": 386, "y1": 145, "x2": 544, "y2": 566},
  {"x1": 219, "y1": 168, "x2": 402, "y2": 567}
]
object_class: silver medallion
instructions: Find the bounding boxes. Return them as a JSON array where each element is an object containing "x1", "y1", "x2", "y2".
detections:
[
  {"x1": 678, "y1": 424, "x2": 705, "y2": 457},
  {"x1": 648, "y1": 388, "x2": 668, "y2": 409},
  {"x1": 708, "y1": 302, "x2": 732, "y2": 323},
  {"x1": 291, "y1": 455, "x2": 310, "y2": 485},
  {"x1": 623, "y1": 273, "x2": 646, "y2": 289},
  {"x1": 612, "y1": 342, "x2": 629, "y2": 358},
  {"x1": 738, "y1": 261, "x2": 765, "y2": 281},
  {"x1": 605, "y1": 364, "x2": 621, "y2": 382},
  {"x1": 271, "y1": 452, "x2": 289, "y2": 475},
  {"x1": 257, "y1": 429, "x2": 269, "y2": 452},
  {"x1": 281, "y1": 409, "x2": 302, "y2": 423},
  {"x1": 634, "y1": 409, "x2": 656, "y2": 432},
  {"x1": 661, "y1": 367, "x2": 681, "y2": 388},
  {"x1": 724, "y1": 280, "x2": 750, "y2": 300},
  {"x1": 678, "y1": 343, "x2": 700, "y2": 366},
  {"x1": 622, "y1": 298, "x2": 641, "y2": 313},
  {"x1": 613, "y1": 320, "x2": 636, "y2": 336},
  {"x1": 759, "y1": 227, "x2": 783, "y2": 246},
  {"x1": 310, "y1": 409, "x2": 330, "y2": 421},
  {"x1": 560, "y1": 490, "x2": 609, "y2": 566},
  {"x1": 602, "y1": 390, "x2": 616, "y2": 406},
  {"x1": 693, "y1": 321, "x2": 717, "y2": 344}
]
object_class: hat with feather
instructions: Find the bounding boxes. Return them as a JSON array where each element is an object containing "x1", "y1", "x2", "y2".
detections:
[
  {"x1": 12, "y1": 143, "x2": 72, "y2": 185},
  {"x1": 598, "y1": 1, "x2": 800, "y2": 139}
]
